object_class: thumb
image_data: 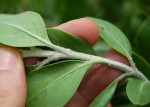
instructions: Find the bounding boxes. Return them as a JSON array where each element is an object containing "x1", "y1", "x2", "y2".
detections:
[{"x1": 0, "y1": 46, "x2": 26, "y2": 107}]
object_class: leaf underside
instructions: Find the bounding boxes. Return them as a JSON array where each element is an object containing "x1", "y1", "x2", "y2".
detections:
[
  {"x1": 0, "y1": 11, "x2": 50, "y2": 47},
  {"x1": 126, "y1": 78, "x2": 150, "y2": 105},
  {"x1": 89, "y1": 17, "x2": 132, "y2": 59},
  {"x1": 26, "y1": 60, "x2": 91, "y2": 107}
]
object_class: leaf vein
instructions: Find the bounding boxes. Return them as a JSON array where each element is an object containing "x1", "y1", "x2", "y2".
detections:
[
  {"x1": 100, "y1": 26, "x2": 131, "y2": 58},
  {"x1": 3, "y1": 22, "x2": 50, "y2": 46},
  {"x1": 137, "y1": 81, "x2": 149, "y2": 103}
]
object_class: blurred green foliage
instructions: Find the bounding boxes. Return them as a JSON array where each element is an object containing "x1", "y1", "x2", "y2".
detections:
[
  {"x1": 0, "y1": 0, "x2": 150, "y2": 106},
  {"x1": 0, "y1": 0, "x2": 149, "y2": 26}
]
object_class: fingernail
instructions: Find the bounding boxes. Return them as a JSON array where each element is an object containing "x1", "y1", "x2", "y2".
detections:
[{"x1": 0, "y1": 47, "x2": 19, "y2": 70}]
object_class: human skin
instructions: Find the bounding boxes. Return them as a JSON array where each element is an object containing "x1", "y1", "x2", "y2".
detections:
[{"x1": 0, "y1": 18, "x2": 129, "y2": 107}]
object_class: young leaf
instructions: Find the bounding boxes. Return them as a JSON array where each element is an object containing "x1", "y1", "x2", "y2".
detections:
[
  {"x1": 0, "y1": 11, "x2": 50, "y2": 47},
  {"x1": 132, "y1": 52, "x2": 150, "y2": 80},
  {"x1": 126, "y1": 78, "x2": 150, "y2": 105},
  {"x1": 89, "y1": 79, "x2": 119, "y2": 107},
  {"x1": 89, "y1": 17, "x2": 132, "y2": 59},
  {"x1": 47, "y1": 28, "x2": 96, "y2": 55},
  {"x1": 26, "y1": 60, "x2": 91, "y2": 107}
]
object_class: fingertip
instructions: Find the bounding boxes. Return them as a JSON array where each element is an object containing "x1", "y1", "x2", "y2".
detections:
[
  {"x1": 0, "y1": 46, "x2": 23, "y2": 71},
  {"x1": 0, "y1": 46, "x2": 26, "y2": 107},
  {"x1": 56, "y1": 18, "x2": 99, "y2": 45}
]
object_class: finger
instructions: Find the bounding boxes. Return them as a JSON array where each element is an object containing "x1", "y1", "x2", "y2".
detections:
[
  {"x1": 65, "y1": 50, "x2": 130, "y2": 106},
  {"x1": 78, "y1": 49, "x2": 130, "y2": 103},
  {"x1": 56, "y1": 18, "x2": 99, "y2": 45},
  {"x1": 107, "y1": 103, "x2": 112, "y2": 107},
  {"x1": 64, "y1": 91, "x2": 88, "y2": 107},
  {"x1": 24, "y1": 57, "x2": 39, "y2": 65},
  {"x1": 0, "y1": 46, "x2": 26, "y2": 107},
  {"x1": 64, "y1": 92, "x2": 112, "y2": 107}
]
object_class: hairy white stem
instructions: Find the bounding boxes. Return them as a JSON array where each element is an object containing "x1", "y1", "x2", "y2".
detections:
[
  {"x1": 35, "y1": 55, "x2": 69, "y2": 70},
  {"x1": 47, "y1": 44, "x2": 149, "y2": 81},
  {"x1": 21, "y1": 42, "x2": 148, "y2": 81},
  {"x1": 118, "y1": 72, "x2": 133, "y2": 81},
  {"x1": 20, "y1": 47, "x2": 66, "y2": 58},
  {"x1": 21, "y1": 47, "x2": 133, "y2": 73}
]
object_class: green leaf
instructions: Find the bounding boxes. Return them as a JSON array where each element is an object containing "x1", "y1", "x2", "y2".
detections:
[
  {"x1": 47, "y1": 28, "x2": 96, "y2": 55},
  {"x1": 89, "y1": 79, "x2": 119, "y2": 107},
  {"x1": 126, "y1": 78, "x2": 150, "y2": 105},
  {"x1": 89, "y1": 17, "x2": 132, "y2": 58},
  {"x1": 93, "y1": 39, "x2": 110, "y2": 56},
  {"x1": 26, "y1": 60, "x2": 91, "y2": 107},
  {"x1": 0, "y1": 14, "x2": 14, "y2": 21},
  {"x1": 0, "y1": 11, "x2": 50, "y2": 47},
  {"x1": 132, "y1": 52, "x2": 150, "y2": 80}
]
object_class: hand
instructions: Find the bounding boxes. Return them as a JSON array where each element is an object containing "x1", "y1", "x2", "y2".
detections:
[{"x1": 0, "y1": 18, "x2": 129, "y2": 107}]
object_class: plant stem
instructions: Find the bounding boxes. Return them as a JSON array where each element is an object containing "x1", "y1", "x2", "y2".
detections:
[
  {"x1": 52, "y1": 44, "x2": 149, "y2": 81},
  {"x1": 118, "y1": 73, "x2": 133, "y2": 81},
  {"x1": 20, "y1": 48, "x2": 66, "y2": 58},
  {"x1": 34, "y1": 42, "x2": 148, "y2": 81},
  {"x1": 21, "y1": 39, "x2": 148, "y2": 81},
  {"x1": 132, "y1": 69, "x2": 149, "y2": 81},
  {"x1": 35, "y1": 55, "x2": 69, "y2": 70}
]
